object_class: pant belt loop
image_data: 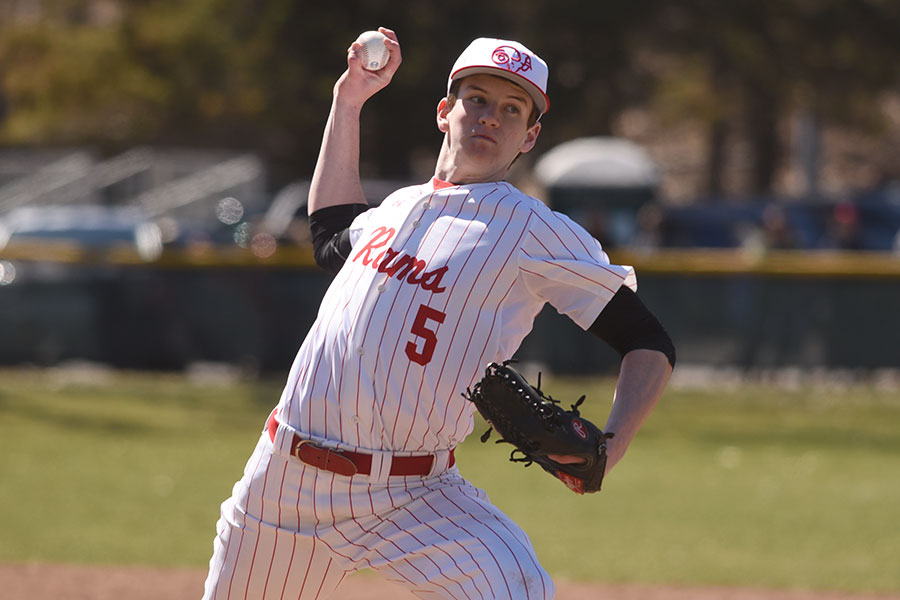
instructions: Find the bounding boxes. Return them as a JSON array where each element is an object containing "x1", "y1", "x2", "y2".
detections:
[
  {"x1": 428, "y1": 448, "x2": 451, "y2": 477},
  {"x1": 367, "y1": 450, "x2": 393, "y2": 484},
  {"x1": 266, "y1": 409, "x2": 292, "y2": 458}
]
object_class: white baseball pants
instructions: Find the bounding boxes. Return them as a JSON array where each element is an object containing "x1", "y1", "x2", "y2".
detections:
[{"x1": 202, "y1": 432, "x2": 555, "y2": 599}]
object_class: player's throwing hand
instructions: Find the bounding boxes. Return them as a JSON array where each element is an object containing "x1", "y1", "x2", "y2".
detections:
[{"x1": 337, "y1": 27, "x2": 402, "y2": 107}]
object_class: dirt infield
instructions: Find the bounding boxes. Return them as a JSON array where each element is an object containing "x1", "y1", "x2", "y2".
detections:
[{"x1": 2, "y1": 563, "x2": 899, "y2": 600}]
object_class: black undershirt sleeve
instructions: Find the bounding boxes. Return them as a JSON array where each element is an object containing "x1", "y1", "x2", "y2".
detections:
[
  {"x1": 308, "y1": 203, "x2": 369, "y2": 275},
  {"x1": 588, "y1": 285, "x2": 676, "y2": 369}
]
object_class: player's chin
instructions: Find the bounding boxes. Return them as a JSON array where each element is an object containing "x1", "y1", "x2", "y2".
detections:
[{"x1": 462, "y1": 139, "x2": 503, "y2": 162}]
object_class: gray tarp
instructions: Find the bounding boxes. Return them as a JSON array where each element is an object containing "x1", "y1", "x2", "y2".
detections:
[{"x1": 534, "y1": 136, "x2": 660, "y2": 189}]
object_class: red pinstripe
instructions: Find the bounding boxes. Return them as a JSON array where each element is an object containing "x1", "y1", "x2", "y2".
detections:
[
  {"x1": 260, "y1": 461, "x2": 289, "y2": 599},
  {"x1": 279, "y1": 464, "x2": 307, "y2": 600},
  {"x1": 285, "y1": 329, "x2": 316, "y2": 434},
  {"x1": 410, "y1": 187, "x2": 496, "y2": 450},
  {"x1": 222, "y1": 444, "x2": 268, "y2": 599},
  {"x1": 458, "y1": 276, "x2": 521, "y2": 440},
  {"x1": 519, "y1": 262, "x2": 620, "y2": 293},
  {"x1": 355, "y1": 210, "x2": 432, "y2": 448},
  {"x1": 549, "y1": 208, "x2": 596, "y2": 255},
  {"x1": 529, "y1": 210, "x2": 578, "y2": 259},
  {"x1": 331, "y1": 272, "x2": 378, "y2": 443},
  {"x1": 381, "y1": 197, "x2": 461, "y2": 449},
  {"x1": 436, "y1": 199, "x2": 530, "y2": 443},
  {"x1": 297, "y1": 295, "x2": 346, "y2": 435},
  {"x1": 385, "y1": 486, "x2": 475, "y2": 598},
  {"x1": 296, "y1": 467, "x2": 327, "y2": 598},
  {"x1": 347, "y1": 213, "x2": 433, "y2": 447},
  {"x1": 530, "y1": 210, "x2": 625, "y2": 278},
  {"x1": 208, "y1": 437, "x2": 553, "y2": 599},
  {"x1": 393, "y1": 507, "x2": 480, "y2": 598},
  {"x1": 364, "y1": 267, "x2": 409, "y2": 446},
  {"x1": 328, "y1": 507, "x2": 434, "y2": 589},
  {"x1": 292, "y1": 266, "x2": 351, "y2": 431},
  {"x1": 343, "y1": 507, "x2": 460, "y2": 599},
  {"x1": 242, "y1": 450, "x2": 272, "y2": 600},
  {"x1": 387, "y1": 516, "x2": 470, "y2": 598},
  {"x1": 302, "y1": 468, "x2": 492, "y2": 598},
  {"x1": 336, "y1": 297, "x2": 367, "y2": 442},
  {"x1": 449, "y1": 484, "x2": 548, "y2": 600},
  {"x1": 311, "y1": 556, "x2": 332, "y2": 600},
  {"x1": 422, "y1": 498, "x2": 495, "y2": 598},
  {"x1": 318, "y1": 294, "x2": 359, "y2": 441},
  {"x1": 208, "y1": 518, "x2": 231, "y2": 599},
  {"x1": 427, "y1": 498, "x2": 497, "y2": 599},
  {"x1": 429, "y1": 193, "x2": 520, "y2": 442},
  {"x1": 383, "y1": 291, "x2": 423, "y2": 446},
  {"x1": 391, "y1": 192, "x2": 470, "y2": 449},
  {"x1": 295, "y1": 530, "x2": 316, "y2": 599},
  {"x1": 434, "y1": 488, "x2": 514, "y2": 599}
]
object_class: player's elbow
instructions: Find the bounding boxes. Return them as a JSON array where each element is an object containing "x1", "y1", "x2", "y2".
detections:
[
  {"x1": 312, "y1": 238, "x2": 347, "y2": 275},
  {"x1": 627, "y1": 330, "x2": 676, "y2": 371}
]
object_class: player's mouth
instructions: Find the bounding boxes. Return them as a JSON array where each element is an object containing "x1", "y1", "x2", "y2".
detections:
[{"x1": 471, "y1": 131, "x2": 497, "y2": 144}]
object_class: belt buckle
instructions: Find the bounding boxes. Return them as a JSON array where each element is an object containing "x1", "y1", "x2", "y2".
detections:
[
  {"x1": 292, "y1": 439, "x2": 311, "y2": 461},
  {"x1": 293, "y1": 439, "x2": 359, "y2": 477}
]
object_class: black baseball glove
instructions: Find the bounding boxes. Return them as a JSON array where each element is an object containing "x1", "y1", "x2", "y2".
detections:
[{"x1": 463, "y1": 361, "x2": 614, "y2": 494}]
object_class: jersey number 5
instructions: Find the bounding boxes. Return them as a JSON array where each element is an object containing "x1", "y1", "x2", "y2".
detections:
[{"x1": 405, "y1": 304, "x2": 446, "y2": 366}]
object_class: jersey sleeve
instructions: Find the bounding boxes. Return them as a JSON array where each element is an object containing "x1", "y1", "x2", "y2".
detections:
[
  {"x1": 348, "y1": 207, "x2": 378, "y2": 246},
  {"x1": 518, "y1": 207, "x2": 637, "y2": 330},
  {"x1": 347, "y1": 184, "x2": 424, "y2": 246}
]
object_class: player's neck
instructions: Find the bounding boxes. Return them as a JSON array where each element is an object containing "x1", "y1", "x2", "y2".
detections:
[{"x1": 433, "y1": 150, "x2": 509, "y2": 185}]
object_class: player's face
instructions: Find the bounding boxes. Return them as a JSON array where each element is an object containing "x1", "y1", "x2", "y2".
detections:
[{"x1": 437, "y1": 74, "x2": 541, "y2": 183}]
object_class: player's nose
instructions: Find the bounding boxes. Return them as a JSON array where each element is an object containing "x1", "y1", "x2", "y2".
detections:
[{"x1": 477, "y1": 103, "x2": 502, "y2": 127}]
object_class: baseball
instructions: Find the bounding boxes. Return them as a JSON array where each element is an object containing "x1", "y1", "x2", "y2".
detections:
[{"x1": 357, "y1": 30, "x2": 390, "y2": 71}]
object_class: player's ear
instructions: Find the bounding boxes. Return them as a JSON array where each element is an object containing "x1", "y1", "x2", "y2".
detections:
[
  {"x1": 436, "y1": 97, "x2": 451, "y2": 133},
  {"x1": 518, "y1": 122, "x2": 541, "y2": 154}
]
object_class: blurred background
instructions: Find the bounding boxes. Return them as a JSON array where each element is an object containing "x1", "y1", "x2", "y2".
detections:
[{"x1": 1, "y1": 0, "x2": 899, "y2": 376}]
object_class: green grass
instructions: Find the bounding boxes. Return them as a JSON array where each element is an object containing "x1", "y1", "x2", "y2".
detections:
[{"x1": 1, "y1": 368, "x2": 898, "y2": 594}]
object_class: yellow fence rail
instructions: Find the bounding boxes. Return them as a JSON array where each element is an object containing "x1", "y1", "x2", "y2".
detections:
[{"x1": 2, "y1": 241, "x2": 900, "y2": 278}]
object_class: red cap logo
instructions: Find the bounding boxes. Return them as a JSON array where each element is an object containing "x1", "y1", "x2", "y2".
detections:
[{"x1": 492, "y1": 46, "x2": 532, "y2": 75}]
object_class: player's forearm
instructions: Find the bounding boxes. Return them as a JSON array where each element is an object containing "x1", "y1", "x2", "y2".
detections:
[
  {"x1": 603, "y1": 348, "x2": 672, "y2": 473},
  {"x1": 307, "y1": 97, "x2": 368, "y2": 215}
]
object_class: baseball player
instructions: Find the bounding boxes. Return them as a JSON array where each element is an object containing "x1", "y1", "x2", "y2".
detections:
[{"x1": 203, "y1": 28, "x2": 675, "y2": 600}]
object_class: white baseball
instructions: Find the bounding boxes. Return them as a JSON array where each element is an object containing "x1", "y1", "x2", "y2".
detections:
[{"x1": 357, "y1": 30, "x2": 390, "y2": 71}]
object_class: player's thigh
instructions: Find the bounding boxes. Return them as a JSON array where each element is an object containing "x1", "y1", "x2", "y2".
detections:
[
  {"x1": 369, "y1": 476, "x2": 555, "y2": 600},
  {"x1": 202, "y1": 436, "x2": 350, "y2": 600}
]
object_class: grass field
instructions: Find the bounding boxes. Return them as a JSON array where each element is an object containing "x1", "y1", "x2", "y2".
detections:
[{"x1": 1, "y1": 366, "x2": 898, "y2": 595}]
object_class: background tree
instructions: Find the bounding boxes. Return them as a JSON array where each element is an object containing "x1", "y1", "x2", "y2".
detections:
[
  {"x1": 647, "y1": 0, "x2": 900, "y2": 197},
  {"x1": 0, "y1": 0, "x2": 897, "y2": 195}
]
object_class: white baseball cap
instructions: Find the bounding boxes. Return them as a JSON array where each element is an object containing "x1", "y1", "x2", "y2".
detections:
[{"x1": 447, "y1": 37, "x2": 550, "y2": 115}]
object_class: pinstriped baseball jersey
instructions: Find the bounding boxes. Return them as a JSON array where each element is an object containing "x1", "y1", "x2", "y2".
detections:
[{"x1": 277, "y1": 177, "x2": 636, "y2": 453}]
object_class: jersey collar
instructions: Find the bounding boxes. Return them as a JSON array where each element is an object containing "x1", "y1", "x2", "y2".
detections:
[{"x1": 431, "y1": 177, "x2": 456, "y2": 190}]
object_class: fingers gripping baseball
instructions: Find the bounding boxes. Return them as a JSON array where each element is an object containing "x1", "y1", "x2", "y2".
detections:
[{"x1": 338, "y1": 27, "x2": 402, "y2": 104}]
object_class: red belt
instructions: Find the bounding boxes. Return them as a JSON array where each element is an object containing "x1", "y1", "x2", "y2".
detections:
[{"x1": 266, "y1": 410, "x2": 454, "y2": 477}]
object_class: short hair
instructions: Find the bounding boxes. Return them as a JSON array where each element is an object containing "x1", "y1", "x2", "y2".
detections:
[{"x1": 447, "y1": 77, "x2": 541, "y2": 128}]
